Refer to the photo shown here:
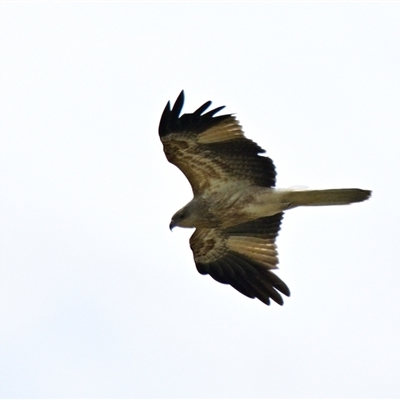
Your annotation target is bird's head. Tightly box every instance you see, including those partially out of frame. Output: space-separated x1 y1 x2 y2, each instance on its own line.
169 204 196 230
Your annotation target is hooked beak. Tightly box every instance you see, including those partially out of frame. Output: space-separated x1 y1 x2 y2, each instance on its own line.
169 220 177 231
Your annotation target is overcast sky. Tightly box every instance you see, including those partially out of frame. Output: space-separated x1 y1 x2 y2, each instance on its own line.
1 2 400 398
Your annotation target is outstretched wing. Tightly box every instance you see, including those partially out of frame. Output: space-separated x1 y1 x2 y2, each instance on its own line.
189 213 290 306
159 91 276 196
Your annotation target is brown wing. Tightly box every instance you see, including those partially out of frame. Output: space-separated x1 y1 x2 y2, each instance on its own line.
189 213 290 306
159 91 276 196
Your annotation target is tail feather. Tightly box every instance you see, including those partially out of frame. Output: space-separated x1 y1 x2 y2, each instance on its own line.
283 188 371 207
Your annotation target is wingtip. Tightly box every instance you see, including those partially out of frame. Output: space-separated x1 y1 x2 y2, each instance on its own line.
159 91 231 138
172 90 185 116
158 100 171 137
159 91 185 137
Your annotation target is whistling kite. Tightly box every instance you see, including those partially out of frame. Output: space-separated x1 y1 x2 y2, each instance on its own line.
158 91 371 306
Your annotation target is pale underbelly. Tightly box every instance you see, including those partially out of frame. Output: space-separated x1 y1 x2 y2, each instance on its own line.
214 187 289 228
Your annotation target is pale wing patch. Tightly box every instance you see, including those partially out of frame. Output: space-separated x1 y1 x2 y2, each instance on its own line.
197 118 244 144
190 229 226 263
226 236 278 269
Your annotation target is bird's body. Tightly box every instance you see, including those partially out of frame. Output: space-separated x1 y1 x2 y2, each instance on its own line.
159 91 371 306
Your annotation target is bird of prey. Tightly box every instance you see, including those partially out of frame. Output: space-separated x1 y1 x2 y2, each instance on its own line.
158 91 371 306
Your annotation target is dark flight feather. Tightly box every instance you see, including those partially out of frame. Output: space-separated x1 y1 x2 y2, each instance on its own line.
159 90 230 137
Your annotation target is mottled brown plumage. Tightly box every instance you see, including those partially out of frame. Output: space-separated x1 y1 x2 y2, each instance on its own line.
159 91 371 306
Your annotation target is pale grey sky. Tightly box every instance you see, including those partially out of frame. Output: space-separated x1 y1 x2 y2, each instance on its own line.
1 2 399 398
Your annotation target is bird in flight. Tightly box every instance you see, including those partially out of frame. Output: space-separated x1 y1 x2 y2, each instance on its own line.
158 91 371 306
